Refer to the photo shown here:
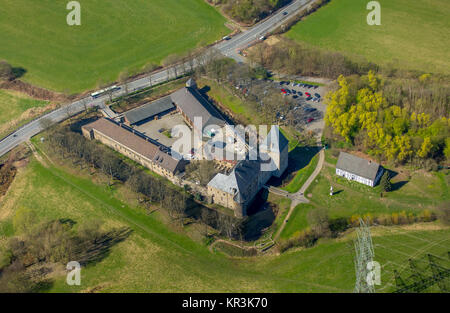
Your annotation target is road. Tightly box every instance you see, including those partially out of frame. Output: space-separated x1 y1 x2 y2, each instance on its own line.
0 0 313 158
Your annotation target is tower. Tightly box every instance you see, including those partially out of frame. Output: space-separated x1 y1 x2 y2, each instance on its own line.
260 125 288 178
354 218 376 293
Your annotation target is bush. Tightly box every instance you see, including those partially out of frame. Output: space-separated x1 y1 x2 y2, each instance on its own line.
329 217 349 235
380 171 392 192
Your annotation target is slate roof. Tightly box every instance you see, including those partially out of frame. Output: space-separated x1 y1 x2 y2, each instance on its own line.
208 159 261 204
260 125 289 152
82 118 184 174
170 87 226 131
124 96 174 125
336 152 382 181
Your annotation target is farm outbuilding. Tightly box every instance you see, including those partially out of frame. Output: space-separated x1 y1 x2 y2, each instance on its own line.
124 96 175 126
336 152 384 187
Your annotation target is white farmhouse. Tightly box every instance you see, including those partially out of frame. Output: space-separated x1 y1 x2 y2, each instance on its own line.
336 152 384 187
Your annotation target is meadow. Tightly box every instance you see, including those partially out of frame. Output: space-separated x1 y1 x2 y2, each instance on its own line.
286 0 450 74
0 140 448 292
279 149 449 238
0 90 50 138
0 0 228 93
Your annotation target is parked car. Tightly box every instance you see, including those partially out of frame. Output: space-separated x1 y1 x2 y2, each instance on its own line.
307 118 315 123
306 96 312 101
315 93 320 98
283 11 288 16
305 92 311 97
281 89 287 94
298 91 303 96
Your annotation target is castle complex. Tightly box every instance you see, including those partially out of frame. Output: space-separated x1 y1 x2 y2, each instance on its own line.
82 79 288 217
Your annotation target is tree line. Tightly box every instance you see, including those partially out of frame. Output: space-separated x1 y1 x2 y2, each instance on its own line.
208 0 290 24
48 126 189 219
248 38 379 79
47 124 246 239
325 71 450 167
195 54 313 130
277 205 444 253
0 214 131 293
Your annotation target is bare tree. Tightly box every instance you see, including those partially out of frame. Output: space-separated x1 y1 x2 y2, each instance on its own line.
119 70 130 95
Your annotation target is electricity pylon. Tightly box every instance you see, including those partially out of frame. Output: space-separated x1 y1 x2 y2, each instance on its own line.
354 218 376 293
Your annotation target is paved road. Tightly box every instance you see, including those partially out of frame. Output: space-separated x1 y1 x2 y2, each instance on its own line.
0 0 313 158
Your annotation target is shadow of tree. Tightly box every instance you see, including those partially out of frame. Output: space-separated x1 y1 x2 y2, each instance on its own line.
70 117 101 133
391 180 408 191
199 85 211 93
73 227 133 266
12 67 27 80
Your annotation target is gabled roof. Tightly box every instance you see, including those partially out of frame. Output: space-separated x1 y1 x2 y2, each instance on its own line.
336 152 382 181
170 87 226 130
83 118 159 160
260 125 289 152
124 96 174 125
152 147 185 173
82 118 184 174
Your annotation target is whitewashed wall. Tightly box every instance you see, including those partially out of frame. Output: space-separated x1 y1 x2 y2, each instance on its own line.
336 168 374 187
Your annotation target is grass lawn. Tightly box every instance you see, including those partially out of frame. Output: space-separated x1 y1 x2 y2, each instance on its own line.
283 152 320 193
0 146 448 292
280 203 315 239
279 149 449 240
197 78 261 125
0 0 228 93
0 89 50 138
305 150 449 220
286 0 450 74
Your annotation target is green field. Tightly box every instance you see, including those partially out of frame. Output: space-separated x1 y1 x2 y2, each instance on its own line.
279 150 449 238
0 142 448 292
0 90 49 138
0 0 228 93
283 152 320 193
286 0 450 74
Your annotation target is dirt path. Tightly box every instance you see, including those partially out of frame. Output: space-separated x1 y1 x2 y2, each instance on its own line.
273 147 324 240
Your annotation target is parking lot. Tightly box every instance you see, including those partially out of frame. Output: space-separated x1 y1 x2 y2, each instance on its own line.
275 80 327 131
277 80 324 103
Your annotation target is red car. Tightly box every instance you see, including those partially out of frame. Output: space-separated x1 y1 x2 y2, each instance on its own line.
305 92 311 97
281 89 287 94
307 118 314 123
